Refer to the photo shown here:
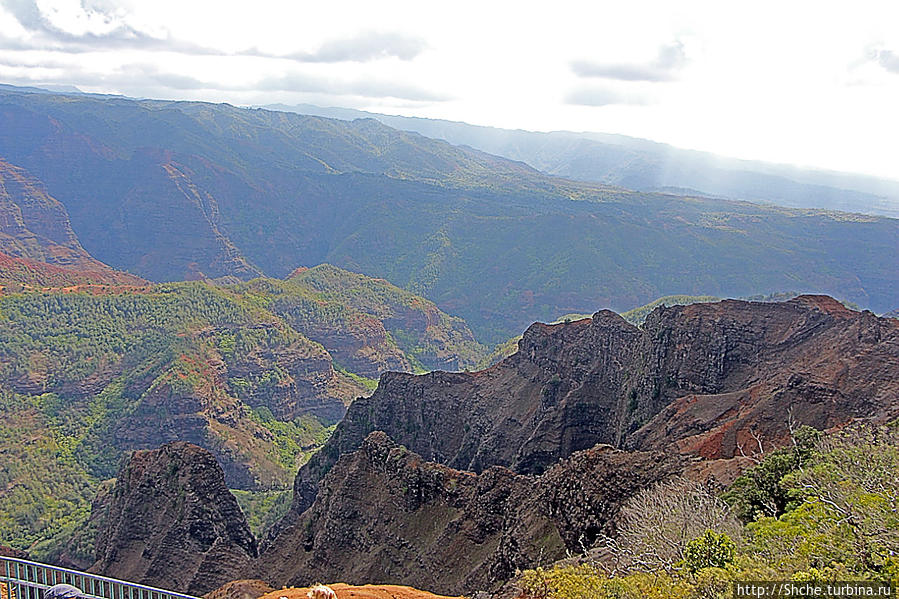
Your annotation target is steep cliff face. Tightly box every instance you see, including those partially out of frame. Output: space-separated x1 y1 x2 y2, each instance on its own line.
259 432 683 596
0 159 144 286
627 295 899 457
91 442 258 596
281 308 410 379
111 331 355 488
287 296 899 512
0 158 91 266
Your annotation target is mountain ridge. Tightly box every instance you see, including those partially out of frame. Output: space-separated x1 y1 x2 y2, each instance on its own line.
252 295 898 593
58 294 899 596
264 103 899 217
0 159 143 283
0 85 896 343
277 295 899 518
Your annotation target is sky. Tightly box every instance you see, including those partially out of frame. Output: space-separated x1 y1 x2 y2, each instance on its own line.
0 0 898 180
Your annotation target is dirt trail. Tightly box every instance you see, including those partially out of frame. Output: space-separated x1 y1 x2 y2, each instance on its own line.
260 583 465 599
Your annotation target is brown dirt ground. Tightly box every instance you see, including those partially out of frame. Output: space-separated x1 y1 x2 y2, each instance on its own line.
260 583 465 599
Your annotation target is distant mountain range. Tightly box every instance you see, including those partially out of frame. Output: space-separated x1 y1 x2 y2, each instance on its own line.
265 103 899 218
0 84 896 344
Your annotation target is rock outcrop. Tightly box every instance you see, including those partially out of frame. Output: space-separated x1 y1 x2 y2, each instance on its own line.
623 296 899 456
90 442 259 595
284 307 411 379
0 158 98 268
259 432 683 596
286 296 899 512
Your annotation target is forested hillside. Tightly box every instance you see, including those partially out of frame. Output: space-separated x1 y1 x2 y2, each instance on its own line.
0 265 483 561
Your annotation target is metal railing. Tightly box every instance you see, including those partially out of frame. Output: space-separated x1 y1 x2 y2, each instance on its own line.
0 557 198 599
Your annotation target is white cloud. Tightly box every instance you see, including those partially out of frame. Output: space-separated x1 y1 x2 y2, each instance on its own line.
287 31 428 63
566 85 654 106
571 41 687 82
0 0 897 180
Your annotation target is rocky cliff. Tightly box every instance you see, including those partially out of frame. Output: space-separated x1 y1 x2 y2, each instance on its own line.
0 159 145 287
258 432 683 596
285 295 899 512
0 263 489 565
90 442 258 595
0 158 96 267
623 295 898 456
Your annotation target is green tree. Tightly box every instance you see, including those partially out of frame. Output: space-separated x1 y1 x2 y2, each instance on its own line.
683 530 736 573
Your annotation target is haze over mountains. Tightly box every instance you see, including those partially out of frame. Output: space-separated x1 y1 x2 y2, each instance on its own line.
0 85 895 344
266 103 899 218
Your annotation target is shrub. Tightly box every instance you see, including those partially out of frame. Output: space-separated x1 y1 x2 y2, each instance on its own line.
603 477 741 573
723 425 821 521
683 530 736 573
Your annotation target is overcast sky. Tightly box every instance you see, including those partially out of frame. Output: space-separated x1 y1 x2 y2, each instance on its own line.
1 0 898 180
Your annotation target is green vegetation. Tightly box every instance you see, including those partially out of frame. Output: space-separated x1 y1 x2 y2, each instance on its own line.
550 313 593 324
248 408 335 471
478 335 522 369
683 530 736 573
620 295 721 326
0 254 143 290
0 283 314 559
0 269 486 558
335 367 379 393
244 264 486 372
519 424 899 598
0 391 97 561
722 426 821 521
0 282 291 392
231 489 292 538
